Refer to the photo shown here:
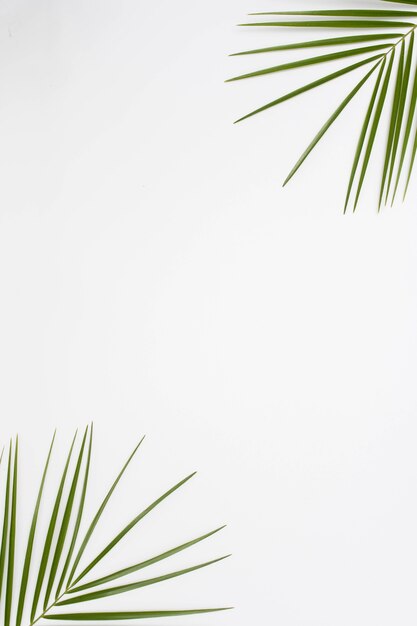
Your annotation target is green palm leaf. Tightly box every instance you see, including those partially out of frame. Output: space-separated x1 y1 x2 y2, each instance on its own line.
283 60 383 186
55 425 93 599
66 435 145 587
239 20 413 28
391 31 415 203
30 432 77 621
354 50 394 210
45 609 231 620
404 79 417 194
394 34 417 198
16 433 55 626
72 472 197 585
377 43 404 207
250 10 417 17
43 427 89 609
68 525 226 593
0 442 12 600
0 429 229 626
230 34 400 56
57 556 230 606
227 45 391 82
5 438 18 626
384 1 417 5
344 58 387 211
234 55 384 123
229 0 417 208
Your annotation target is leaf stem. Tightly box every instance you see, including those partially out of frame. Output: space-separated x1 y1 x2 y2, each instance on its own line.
29 586 71 626
387 22 416 54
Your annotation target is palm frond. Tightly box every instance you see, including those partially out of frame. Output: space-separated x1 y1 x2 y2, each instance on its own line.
0 428 230 625
229 0 417 209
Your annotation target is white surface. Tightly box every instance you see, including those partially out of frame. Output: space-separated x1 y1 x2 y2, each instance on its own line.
1 0 417 624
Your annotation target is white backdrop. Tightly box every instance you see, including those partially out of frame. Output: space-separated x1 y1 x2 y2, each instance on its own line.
1 0 417 625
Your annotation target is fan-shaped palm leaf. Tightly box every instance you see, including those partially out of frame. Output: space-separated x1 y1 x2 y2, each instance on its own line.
229 0 417 210
0 428 231 626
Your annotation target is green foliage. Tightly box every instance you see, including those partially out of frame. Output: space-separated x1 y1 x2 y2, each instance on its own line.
229 0 417 210
0 427 230 625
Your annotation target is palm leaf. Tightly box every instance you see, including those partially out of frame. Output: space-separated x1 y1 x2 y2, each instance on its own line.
230 34 400 56
55 425 93 599
283 60 383 186
68 525 226 593
250 10 417 17
0 442 12 600
404 72 417 194
5 438 18 626
234 54 384 123
45 609 231 621
344 58 387 211
353 50 395 209
239 20 413 28
229 1 417 209
227 45 391 82
377 43 404 207
66 435 145 587
72 472 197 585
394 33 417 198
43 427 89 609
30 432 77 621
57 556 230 606
384 1 417 5
391 31 415 202
16 433 55 626
0 429 229 626
55 424 93 599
